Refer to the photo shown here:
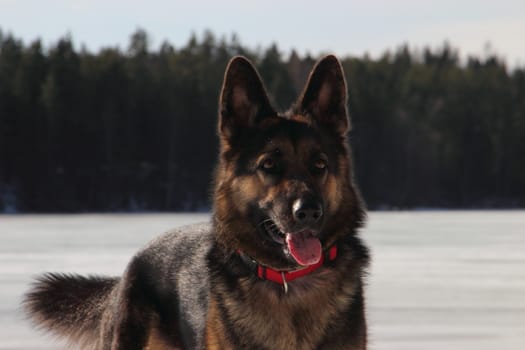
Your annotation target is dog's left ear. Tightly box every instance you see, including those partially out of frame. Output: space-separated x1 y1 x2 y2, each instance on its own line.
296 55 349 134
219 56 276 140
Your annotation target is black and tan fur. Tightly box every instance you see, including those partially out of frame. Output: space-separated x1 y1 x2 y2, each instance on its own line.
24 55 370 349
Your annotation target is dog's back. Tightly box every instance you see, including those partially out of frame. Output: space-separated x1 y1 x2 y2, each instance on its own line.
25 223 213 349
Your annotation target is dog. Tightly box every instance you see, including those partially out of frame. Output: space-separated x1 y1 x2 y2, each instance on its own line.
24 55 370 349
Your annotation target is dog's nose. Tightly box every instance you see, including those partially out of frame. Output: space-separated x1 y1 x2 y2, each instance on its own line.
292 199 323 225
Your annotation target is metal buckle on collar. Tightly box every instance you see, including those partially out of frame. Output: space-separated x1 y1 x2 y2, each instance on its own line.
281 272 289 294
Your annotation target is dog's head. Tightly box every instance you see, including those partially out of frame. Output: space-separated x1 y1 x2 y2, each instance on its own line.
213 55 365 270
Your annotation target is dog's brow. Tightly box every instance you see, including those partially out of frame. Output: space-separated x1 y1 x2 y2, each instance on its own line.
258 149 282 158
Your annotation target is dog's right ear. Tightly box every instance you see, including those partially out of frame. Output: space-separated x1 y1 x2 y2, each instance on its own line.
219 56 276 140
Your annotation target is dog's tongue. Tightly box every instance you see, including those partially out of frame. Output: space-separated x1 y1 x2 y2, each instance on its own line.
285 231 322 266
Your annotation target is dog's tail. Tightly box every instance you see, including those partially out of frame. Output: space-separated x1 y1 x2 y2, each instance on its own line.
23 273 119 347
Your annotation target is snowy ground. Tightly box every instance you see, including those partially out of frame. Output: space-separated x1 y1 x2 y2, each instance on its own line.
0 211 524 349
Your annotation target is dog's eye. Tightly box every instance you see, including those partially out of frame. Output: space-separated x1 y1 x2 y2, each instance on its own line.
261 158 276 171
314 159 327 171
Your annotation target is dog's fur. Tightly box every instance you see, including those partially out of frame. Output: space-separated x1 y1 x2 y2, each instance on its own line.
24 55 369 350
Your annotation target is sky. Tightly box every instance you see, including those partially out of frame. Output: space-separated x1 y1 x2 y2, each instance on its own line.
1 0 524 66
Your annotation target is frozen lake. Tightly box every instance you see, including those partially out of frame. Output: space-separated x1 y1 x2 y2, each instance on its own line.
1 211 524 349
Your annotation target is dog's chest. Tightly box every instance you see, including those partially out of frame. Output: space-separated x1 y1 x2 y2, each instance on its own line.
206 270 356 350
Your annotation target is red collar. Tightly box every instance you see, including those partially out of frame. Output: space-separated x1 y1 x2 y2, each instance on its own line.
238 245 337 286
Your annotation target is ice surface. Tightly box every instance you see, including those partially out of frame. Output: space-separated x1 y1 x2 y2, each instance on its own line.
0 211 524 349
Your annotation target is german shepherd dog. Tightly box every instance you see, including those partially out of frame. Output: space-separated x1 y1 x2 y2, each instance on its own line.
24 55 369 349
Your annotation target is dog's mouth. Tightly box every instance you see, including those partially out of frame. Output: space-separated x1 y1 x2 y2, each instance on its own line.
261 219 286 244
261 219 322 266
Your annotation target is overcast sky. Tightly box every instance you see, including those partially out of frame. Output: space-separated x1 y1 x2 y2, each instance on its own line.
1 0 524 66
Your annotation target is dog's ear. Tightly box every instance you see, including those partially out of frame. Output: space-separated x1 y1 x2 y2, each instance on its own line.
219 56 275 140
296 55 349 134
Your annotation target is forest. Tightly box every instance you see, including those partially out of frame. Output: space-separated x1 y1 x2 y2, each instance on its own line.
0 29 524 212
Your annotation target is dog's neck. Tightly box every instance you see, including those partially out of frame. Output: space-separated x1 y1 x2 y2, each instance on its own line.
206 237 368 350
236 245 338 292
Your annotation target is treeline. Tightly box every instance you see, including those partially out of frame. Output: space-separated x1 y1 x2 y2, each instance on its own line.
1 29 524 212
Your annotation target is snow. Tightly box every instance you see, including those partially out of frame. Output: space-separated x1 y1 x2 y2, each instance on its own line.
0 211 524 349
